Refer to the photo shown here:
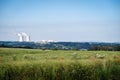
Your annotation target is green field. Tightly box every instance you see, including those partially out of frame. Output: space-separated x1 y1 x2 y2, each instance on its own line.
0 48 120 80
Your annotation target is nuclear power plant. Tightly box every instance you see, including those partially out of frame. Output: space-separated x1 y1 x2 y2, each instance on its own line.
17 33 23 42
17 32 30 42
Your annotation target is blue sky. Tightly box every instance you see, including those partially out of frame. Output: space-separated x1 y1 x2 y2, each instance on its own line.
0 0 120 42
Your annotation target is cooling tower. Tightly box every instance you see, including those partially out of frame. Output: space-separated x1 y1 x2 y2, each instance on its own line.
22 32 30 42
17 33 23 42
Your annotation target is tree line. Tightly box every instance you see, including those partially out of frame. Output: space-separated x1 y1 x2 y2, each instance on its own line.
0 41 120 51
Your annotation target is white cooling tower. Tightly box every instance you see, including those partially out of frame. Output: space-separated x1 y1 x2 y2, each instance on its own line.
26 35 30 42
22 32 30 42
17 33 23 42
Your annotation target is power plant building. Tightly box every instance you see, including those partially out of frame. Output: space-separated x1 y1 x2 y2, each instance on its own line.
17 32 30 42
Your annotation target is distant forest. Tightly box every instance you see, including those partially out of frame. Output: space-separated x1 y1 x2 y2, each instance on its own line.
0 41 120 51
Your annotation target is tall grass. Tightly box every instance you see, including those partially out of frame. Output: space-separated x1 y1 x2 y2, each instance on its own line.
0 48 120 80
0 60 120 80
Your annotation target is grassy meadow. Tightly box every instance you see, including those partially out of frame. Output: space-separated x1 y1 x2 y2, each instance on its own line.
0 48 120 80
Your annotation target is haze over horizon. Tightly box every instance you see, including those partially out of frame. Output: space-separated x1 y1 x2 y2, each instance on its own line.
0 0 120 42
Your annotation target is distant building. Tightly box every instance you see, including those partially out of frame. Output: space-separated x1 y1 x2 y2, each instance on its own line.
17 32 30 42
80 49 88 51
